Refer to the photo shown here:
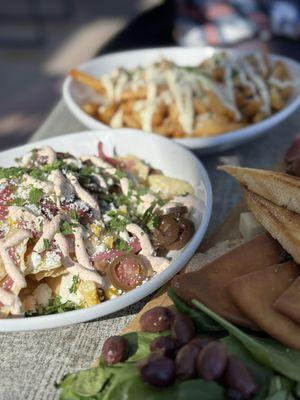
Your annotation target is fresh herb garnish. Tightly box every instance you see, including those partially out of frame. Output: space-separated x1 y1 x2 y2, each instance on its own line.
25 295 79 316
43 238 51 251
0 167 26 179
28 188 43 205
142 203 159 231
69 209 78 221
69 275 79 294
105 211 131 232
115 239 131 252
115 169 127 179
59 220 79 235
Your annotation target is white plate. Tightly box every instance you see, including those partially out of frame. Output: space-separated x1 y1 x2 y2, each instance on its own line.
63 47 300 154
0 129 212 331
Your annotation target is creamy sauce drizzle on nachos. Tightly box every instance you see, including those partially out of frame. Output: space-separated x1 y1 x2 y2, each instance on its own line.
0 142 196 317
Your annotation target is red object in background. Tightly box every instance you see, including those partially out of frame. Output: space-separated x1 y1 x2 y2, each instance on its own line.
203 23 220 46
204 2 235 21
284 136 300 177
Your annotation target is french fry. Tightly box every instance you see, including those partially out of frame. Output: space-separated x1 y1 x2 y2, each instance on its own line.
241 98 262 120
270 87 285 111
121 86 146 101
70 69 106 95
98 103 118 124
82 102 99 117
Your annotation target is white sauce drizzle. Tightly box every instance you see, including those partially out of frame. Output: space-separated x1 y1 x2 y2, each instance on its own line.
73 227 94 270
0 240 26 288
39 146 57 164
66 173 100 219
33 214 62 253
54 233 105 287
80 155 116 175
242 59 270 114
4 230 32 249
23 174 53 195
126 223 169 273
50 170 75 201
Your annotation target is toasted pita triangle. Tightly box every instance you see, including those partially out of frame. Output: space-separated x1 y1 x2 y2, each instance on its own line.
275 276 300 324
172 233 284 329
244 189 300 263
228 261 300 350
219 165 300 214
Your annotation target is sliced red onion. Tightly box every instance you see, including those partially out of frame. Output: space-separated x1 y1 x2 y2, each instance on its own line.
98 141 120 168
1 276 13 291
128 234 141 253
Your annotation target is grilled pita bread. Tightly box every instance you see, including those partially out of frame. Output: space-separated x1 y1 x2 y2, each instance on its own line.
275 276 300 324
219 165 300 214
244 189 300 263
228 261 300 350
172 233 284 329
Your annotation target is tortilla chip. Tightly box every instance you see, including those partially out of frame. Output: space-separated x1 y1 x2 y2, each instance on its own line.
25 251 62 275
33 267 67 281
228 261 300 350
45 276 62 296
172 233 285 329
274 276 300 324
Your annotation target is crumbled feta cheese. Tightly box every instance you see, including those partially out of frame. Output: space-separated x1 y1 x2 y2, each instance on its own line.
33 283 52 306
44 251 61 268
59 274 83 305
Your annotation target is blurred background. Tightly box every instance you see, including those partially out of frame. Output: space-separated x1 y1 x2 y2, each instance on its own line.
1 0 300 149
0 0 160 148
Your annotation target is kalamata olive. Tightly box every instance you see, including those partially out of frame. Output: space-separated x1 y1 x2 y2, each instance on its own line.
108 254 152 292
166 218 195 251
102 336 128 365
226 389 243 400
152 215 180 248
139 306 174 333
150 335 179 357
139 354 175 387
197 341 228 381
175 343 200 380
171 314 196 345
189 336 215 351
157 206 188 218
223 356 257 399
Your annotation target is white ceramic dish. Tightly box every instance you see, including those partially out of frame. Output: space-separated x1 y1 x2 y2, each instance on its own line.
0 129 212 331
63 47 300 154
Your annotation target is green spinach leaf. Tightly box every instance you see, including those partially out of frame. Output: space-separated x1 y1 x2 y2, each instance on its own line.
168 288 224 333
192 299 300 382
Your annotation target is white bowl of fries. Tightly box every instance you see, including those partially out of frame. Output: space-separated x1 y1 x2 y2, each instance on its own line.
63 47 300 153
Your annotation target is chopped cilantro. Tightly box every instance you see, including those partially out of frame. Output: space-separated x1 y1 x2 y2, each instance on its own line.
69 275 79 294
142 203 159 231
60 220 79 235
28 188 43 205
13 197 24 207
115 169 127 179
0 167 26 179
105 211 130 232
69 209 78 221
43 238 51 251
80 165 93 176
115 239 130 252
25 295 80 316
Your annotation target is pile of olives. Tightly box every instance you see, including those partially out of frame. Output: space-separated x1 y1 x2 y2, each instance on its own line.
102 306 257 400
